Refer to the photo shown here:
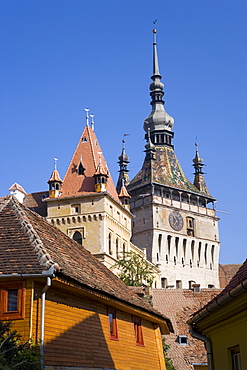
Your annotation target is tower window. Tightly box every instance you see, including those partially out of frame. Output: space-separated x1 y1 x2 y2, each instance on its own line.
176 280 182 289
186 217 195 236
158 234 162 254
72 204 81 214
175 237 179 258
108 233 112 255
167 235 171 257
73 231 82 245
161 277 167 289
116 238 119 259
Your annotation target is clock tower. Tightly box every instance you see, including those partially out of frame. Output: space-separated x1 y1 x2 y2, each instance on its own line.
127 28 220 289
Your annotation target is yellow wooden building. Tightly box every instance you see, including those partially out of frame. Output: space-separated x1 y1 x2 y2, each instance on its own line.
0 195 173 370
188 259 247 370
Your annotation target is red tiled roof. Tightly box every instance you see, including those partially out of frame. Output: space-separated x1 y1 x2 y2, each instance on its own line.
118 185 131 198
218 263 242 288
153 289 220 369
48 169 63 183
23 191 48 217
60 125 119 202
191 259 247 322
0 195 172 329
9 183 26 194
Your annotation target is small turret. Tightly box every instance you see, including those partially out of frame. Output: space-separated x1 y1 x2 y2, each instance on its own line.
145 128 156 161
116 138 130 194
193 143 210 195
47 158 63 198
94 156 109 193
118 179 131 210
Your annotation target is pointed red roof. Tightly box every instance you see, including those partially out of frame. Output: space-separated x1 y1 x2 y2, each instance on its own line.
118 185 131 198
94 162 109 177
48 169 63 183
9 183 26 194
61 125 119 201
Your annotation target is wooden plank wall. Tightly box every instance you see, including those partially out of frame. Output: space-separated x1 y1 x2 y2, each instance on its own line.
32 281 165 370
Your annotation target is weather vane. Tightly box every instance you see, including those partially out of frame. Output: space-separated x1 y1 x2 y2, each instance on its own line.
54 157 58 170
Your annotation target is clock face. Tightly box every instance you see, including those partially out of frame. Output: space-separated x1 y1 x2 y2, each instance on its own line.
169 211 184 231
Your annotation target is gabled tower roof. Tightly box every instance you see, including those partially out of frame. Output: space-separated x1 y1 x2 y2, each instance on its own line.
60 125 119 201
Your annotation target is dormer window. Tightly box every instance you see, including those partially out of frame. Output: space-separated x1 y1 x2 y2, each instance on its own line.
78 163 85 175
178 335 189 345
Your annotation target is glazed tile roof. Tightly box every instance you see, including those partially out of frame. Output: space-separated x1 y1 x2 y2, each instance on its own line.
0 195 172 330
60 125 120 202
153 288 220 370
129 146 212 197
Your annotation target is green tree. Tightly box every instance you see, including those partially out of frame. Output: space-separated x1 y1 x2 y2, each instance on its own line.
0 321 41 370
111 251 158 287
163 338 177 370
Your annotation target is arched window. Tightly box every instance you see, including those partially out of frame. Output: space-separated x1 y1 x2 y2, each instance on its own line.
158 234 162 254
183 239 187 260
123 243 126 257
73 231 82 245
205 243 208 265
167 235 171 257
116 238 119 259
108 233 112 255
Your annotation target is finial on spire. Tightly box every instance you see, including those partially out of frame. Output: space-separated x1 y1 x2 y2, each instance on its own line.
90 114 95 131
85 108 89 126
143 21 174 138
54 157 58 170
153 20 157 41
98 151 102 165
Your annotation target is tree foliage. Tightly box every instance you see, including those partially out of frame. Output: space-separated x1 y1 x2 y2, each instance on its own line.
112 251 157 287
0 321 41 370
163 338 177 370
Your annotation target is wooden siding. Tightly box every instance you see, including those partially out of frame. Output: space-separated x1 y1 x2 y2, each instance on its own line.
32 280 165 370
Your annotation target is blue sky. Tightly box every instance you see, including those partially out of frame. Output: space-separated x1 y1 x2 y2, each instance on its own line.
0 0 246 264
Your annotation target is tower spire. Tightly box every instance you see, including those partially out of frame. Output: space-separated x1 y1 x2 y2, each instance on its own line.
192 143 210 195
116 136 130 194
144 22 174 148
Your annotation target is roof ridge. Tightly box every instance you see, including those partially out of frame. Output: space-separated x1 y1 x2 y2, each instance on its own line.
8 196 59 270
86 125 97 169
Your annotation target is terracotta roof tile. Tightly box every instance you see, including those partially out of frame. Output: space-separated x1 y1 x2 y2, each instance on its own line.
0 196 172 329
218 263 242 288
61 125 119 202
9 183 26 193
48 169 63 183
153 289 220 369
23 191 48 217
191 259 247 323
